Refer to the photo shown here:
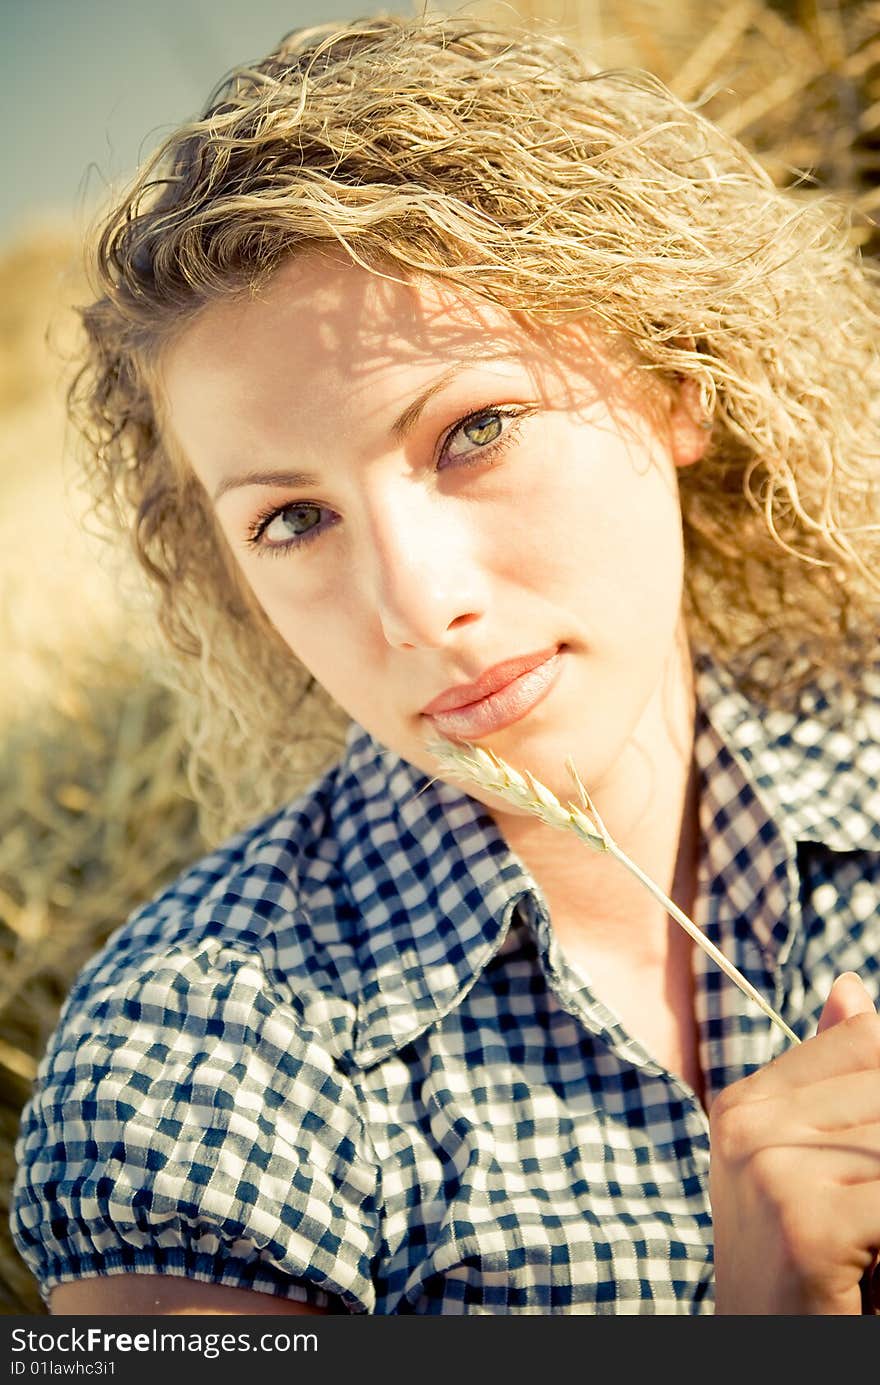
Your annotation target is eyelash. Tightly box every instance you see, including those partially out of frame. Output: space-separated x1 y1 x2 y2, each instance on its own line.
243 403 531 558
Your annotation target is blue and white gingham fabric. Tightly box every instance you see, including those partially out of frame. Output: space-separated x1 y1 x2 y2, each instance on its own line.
11 651 880 1314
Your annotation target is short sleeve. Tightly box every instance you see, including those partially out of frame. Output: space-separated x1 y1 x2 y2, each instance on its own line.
10 935 382 1312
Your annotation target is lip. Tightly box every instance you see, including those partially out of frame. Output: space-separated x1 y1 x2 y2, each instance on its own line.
421 645 564 740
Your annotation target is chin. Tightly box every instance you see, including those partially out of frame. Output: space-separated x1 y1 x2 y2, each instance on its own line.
499 720 623 800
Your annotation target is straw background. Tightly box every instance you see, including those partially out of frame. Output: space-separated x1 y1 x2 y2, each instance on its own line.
1 0 877 1314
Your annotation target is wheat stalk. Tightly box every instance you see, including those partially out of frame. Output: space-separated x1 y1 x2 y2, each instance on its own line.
427 737 800 1046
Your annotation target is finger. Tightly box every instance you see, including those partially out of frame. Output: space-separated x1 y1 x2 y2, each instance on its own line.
727 1007 880 1100
711 1108 880 1177
818 972 877 1035
805 1122 880 1185
787 1069 880 1132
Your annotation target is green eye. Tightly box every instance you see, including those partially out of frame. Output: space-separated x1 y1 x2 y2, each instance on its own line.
246 499 333 556
439 404 529 471
259 502 325 543
280 503 322 535
464 414 503 446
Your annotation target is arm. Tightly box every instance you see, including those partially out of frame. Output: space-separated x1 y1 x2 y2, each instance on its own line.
12 941 381 1316
51 1274 339 1315
710 972 880 1314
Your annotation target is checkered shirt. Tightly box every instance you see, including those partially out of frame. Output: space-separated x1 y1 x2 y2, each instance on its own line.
11 652 880 1314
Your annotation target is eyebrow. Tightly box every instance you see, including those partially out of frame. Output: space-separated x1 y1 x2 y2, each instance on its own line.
212 351 524 504
390 350 525 439
389 363 470 442
213 467 319 504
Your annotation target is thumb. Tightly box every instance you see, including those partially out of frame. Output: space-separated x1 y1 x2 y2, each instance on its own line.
817 971 877 1035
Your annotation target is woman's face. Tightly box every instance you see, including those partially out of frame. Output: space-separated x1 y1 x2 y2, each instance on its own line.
160 251 706 808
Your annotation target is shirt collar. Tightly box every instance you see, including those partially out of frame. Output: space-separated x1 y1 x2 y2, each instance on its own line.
331 727 533 1067
335 652 879 1067
693 649 880 965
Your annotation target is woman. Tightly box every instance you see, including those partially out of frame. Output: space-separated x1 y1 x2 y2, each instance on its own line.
11 13 880 1314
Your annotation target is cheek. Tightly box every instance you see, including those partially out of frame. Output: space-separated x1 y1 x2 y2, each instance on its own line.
498 436 683 613
271 614 386 728
247 573 406 733
233 557 363 673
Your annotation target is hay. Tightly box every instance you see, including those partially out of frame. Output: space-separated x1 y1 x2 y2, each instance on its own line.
0 644 203 1313
0 232 205 1311
0 0 877 1315
471 0 880 250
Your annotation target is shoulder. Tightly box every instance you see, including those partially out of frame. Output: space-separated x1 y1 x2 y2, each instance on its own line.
10 753 384 1310
9 721 523 1309
53 748 370 1058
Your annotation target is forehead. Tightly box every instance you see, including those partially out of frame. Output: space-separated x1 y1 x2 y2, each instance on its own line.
157 249 634 469
162 250 531 394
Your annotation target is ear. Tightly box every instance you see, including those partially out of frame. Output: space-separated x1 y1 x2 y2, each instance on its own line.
669 376 711 469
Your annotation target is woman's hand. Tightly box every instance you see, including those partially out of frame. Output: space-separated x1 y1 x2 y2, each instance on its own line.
710 972 880 1314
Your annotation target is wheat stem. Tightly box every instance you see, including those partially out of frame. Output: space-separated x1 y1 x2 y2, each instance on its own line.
427 737 800 1047
603 836 798 1043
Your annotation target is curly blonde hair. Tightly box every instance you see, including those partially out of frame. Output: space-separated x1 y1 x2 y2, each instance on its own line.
70 11 880 842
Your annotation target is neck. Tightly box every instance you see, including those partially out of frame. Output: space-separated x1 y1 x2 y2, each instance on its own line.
493 633 699 969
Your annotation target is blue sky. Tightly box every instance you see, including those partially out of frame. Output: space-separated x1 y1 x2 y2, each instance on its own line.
1 0 387 244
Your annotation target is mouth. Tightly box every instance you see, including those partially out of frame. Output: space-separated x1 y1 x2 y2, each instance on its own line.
420 645 564 741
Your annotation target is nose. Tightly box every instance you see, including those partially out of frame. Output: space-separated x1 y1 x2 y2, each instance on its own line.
365 486 488 650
